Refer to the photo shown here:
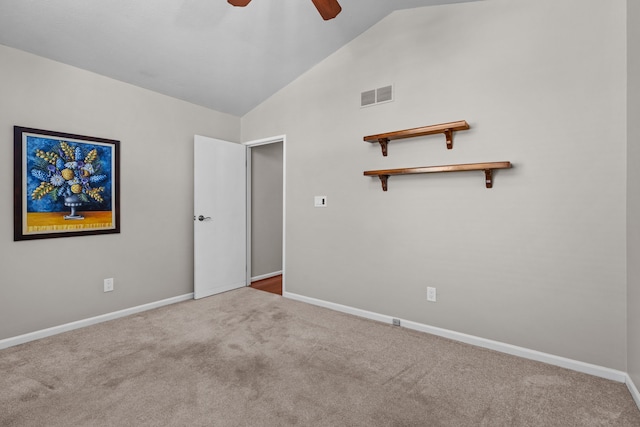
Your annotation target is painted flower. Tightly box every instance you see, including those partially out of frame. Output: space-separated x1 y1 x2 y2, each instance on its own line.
50 174 65 186
61 168 75 180
31 169 49 182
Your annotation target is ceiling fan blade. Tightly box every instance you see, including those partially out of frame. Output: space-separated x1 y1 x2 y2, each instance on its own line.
228 0 251 6
311 0 342 20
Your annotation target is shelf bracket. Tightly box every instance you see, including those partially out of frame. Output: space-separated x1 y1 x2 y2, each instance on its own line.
484 169 493 188
444 129 453 149
378 138 389 156
378 175 389 191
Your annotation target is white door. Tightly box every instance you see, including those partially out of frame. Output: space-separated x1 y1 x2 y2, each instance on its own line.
194 135 247 299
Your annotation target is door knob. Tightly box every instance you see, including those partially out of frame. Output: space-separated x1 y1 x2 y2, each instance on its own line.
198 215 212 221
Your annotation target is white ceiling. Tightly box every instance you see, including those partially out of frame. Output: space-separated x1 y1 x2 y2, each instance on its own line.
0 0 477 117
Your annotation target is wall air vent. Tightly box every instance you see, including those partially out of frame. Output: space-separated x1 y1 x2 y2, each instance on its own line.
360 85 394 108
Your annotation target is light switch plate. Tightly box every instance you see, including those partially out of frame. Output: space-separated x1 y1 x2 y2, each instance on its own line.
314 196 327 207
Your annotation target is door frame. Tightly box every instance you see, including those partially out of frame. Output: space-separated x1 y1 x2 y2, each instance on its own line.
244 135 286 293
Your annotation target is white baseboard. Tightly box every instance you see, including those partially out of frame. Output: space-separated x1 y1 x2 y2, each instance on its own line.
627 374 640 409
283 291 628 384
0 293 194 350
251 270 283 282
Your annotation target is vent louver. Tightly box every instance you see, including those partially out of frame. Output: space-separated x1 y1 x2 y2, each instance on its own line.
361 90 376 107
376 85 393 103
360 85 393 107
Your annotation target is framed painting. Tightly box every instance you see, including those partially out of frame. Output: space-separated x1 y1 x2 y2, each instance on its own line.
14 126 120 241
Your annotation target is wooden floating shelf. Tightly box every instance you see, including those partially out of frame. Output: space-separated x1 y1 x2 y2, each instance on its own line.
364 161 512 191
364 120 470 156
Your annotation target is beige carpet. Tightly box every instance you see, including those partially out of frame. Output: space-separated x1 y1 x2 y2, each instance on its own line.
1 287 639 426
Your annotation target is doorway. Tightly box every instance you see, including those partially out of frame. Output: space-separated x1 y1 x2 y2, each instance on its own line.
245 136 285 295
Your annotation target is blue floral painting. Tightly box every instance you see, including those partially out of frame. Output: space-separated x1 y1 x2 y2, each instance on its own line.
26 136 113 213
14 126 120 241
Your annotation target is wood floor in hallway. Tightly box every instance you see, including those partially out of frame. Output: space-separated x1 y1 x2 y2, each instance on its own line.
250 274 282 295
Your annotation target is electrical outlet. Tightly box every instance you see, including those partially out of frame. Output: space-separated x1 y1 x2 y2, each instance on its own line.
104 278 114 292
392 318 401 326
427 287 436 302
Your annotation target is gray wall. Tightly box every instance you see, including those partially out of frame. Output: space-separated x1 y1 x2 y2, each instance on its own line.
251 142 283 278
242 0 628 370
0 44 240 340
628 0 640 389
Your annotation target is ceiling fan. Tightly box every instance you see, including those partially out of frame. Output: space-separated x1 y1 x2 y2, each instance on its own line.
227 0 342 21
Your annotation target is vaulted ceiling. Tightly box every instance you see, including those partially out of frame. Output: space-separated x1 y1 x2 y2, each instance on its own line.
0 0 477 116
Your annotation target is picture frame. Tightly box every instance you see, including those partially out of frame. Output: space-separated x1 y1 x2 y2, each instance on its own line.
14 126 120 241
